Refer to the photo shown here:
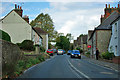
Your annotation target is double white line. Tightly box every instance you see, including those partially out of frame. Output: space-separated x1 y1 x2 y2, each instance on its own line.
68 59 92 80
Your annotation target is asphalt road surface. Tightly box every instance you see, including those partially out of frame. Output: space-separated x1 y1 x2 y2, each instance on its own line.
19 54 119 79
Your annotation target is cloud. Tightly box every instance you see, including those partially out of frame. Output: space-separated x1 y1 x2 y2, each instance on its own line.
40 2 106 39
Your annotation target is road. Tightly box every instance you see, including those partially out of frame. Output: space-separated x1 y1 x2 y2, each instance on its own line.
19 54 119 79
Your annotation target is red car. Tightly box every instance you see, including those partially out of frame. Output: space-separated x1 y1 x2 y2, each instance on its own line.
46 49 54 56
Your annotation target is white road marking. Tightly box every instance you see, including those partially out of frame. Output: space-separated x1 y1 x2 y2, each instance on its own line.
68 65 82 78
68 59 92 80
100 72 113 74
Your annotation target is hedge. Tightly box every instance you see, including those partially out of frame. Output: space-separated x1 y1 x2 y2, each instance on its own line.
0 29 11 42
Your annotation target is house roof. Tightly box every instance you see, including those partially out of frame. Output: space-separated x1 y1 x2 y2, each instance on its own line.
32 27 48 35
89 11 120 40
96 11 120 30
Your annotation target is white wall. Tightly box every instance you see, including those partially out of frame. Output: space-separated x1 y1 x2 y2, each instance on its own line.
108 19 119 56
1 11 32 43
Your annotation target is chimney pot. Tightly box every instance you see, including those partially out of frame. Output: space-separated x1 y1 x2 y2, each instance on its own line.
20 6 22 9
112 7 113 8
115 7 116 8
106 4 107 8
118 4 120 8
15 4 17 9
109 4 110 8
18 5 19 9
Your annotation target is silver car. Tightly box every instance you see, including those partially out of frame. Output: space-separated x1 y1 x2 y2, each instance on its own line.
57 49 64 55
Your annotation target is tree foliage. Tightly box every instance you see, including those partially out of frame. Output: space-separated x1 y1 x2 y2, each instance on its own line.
30 13 58 41
56 36 70 50
0 29 11 42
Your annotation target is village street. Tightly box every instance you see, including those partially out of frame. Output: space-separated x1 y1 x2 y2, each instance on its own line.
19 54 118 79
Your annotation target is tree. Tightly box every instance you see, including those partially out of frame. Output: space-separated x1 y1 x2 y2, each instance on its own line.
56 36 70 50
66 33 74 43
30 13 58 41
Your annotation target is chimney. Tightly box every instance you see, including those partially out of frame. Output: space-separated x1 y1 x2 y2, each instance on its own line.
15 4 17 9
106 4 107 8
18 5 19 9
14 5 23 17
20 6 22 9
109 4 110 8
118 4 119 8
23 15 29 23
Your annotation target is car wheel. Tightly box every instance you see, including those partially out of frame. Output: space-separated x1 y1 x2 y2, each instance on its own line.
71 55 73 58
78 56 81 59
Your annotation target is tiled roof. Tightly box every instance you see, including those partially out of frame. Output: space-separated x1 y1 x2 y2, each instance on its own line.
96 11 120 30
89 11 120 40
33 27 48 35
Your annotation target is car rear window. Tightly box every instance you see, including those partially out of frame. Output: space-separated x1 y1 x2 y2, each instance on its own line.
48 50 52 51
74 51 80 53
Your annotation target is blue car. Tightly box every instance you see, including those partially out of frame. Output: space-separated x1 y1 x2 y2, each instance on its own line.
71 50 81 59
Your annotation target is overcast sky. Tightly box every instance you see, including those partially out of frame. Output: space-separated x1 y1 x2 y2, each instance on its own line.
1 0 119 40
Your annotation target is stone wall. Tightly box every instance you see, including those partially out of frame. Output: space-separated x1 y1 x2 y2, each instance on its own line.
1 39 22 78
97 30 111 54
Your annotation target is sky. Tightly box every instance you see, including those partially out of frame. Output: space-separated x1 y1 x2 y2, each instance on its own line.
1 0 119 40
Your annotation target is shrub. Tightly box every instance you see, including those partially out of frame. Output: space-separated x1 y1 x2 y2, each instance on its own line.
0 29 11 42
20 40 35 51
101 51 114 60
40 46 45 52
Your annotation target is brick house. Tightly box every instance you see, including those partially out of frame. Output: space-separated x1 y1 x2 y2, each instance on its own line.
89 4 120 59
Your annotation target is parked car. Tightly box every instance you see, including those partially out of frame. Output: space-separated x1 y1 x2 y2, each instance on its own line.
63 50 66 54
57 49 64 55
53 49 57 53
46 49 54 56
67 50 72 55
71 50 81 59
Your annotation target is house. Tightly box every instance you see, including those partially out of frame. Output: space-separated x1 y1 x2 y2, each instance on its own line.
81 35 88 53
32 27 43 46
33 27 48 51
89 4 120 58
0 4 32 44
87 30 93 57
108 12 120 57
73 35 87 53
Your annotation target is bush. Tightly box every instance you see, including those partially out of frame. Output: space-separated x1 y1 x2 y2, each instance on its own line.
40 46 45 52
0 29 11 42
101 51 114 60
20 40 35 51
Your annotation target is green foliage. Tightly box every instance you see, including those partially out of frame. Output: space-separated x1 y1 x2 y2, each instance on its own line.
85 52 90 58
56 36 70 50
30 13 58 41
40 46 45 52
100 51 114 60
76 47 83 53
20 40 35 51
0 29 11 42
85 52 90 55
48 42 52 49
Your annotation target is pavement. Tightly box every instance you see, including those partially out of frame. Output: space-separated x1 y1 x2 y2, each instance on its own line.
82 55 120 72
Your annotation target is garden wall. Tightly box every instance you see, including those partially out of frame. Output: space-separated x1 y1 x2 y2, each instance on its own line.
1 39 22 78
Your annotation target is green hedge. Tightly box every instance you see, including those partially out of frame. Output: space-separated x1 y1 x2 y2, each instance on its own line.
17 40 35 51
100 51 114 60
0 29 11 42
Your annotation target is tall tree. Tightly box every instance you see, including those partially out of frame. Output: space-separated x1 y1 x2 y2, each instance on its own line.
30 13 57 41
56 36 70 50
